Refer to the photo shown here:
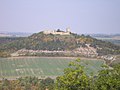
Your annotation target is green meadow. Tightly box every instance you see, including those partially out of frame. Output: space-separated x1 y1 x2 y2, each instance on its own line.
0 57 104 79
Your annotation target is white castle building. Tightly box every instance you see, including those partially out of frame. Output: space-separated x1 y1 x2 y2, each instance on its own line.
43 28 71 35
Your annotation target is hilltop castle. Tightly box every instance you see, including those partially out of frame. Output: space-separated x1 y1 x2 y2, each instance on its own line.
43 28 71 35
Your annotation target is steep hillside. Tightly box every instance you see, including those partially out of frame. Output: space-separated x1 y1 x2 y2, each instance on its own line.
0 31 120 57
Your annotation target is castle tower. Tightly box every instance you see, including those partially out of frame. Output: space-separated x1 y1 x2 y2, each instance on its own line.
66 27 70 33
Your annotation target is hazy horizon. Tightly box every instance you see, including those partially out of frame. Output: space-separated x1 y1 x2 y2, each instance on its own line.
0 0 120 34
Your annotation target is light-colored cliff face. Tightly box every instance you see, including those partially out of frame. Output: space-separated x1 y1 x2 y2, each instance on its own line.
74 44 98 57
11 44 98 57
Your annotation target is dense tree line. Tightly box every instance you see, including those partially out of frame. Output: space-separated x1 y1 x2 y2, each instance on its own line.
0 37 23 44
0 77 55 90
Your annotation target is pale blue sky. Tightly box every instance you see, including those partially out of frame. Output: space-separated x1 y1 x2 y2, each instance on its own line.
0 0 120 34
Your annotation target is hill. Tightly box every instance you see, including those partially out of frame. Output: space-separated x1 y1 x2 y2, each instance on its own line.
0 31 120 57
91 34 120 46
0 32 32 37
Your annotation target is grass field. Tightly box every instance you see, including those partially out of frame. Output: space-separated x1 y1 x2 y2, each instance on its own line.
0 57 104 79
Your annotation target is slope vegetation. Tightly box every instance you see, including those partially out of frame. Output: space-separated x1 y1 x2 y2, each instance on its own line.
0 32 119 57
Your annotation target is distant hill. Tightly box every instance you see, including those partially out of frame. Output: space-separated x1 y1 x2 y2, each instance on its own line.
0 32 32 37
0 31 120 57
91 34 120 46
90 34 120 39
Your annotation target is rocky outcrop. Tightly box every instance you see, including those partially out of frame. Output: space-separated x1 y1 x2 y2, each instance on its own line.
11 44 98 57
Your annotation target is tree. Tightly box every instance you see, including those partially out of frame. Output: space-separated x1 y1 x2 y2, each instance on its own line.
55 58 120 90
95 64 120 90
55 58 91 90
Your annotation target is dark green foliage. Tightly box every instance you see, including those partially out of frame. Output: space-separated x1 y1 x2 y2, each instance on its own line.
0 79 12 90
56 59 91 90
40 77 54 90
90 38 120 55
94 64 120 90
0 76 55 90
0 37 19 44
56 59 120 90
